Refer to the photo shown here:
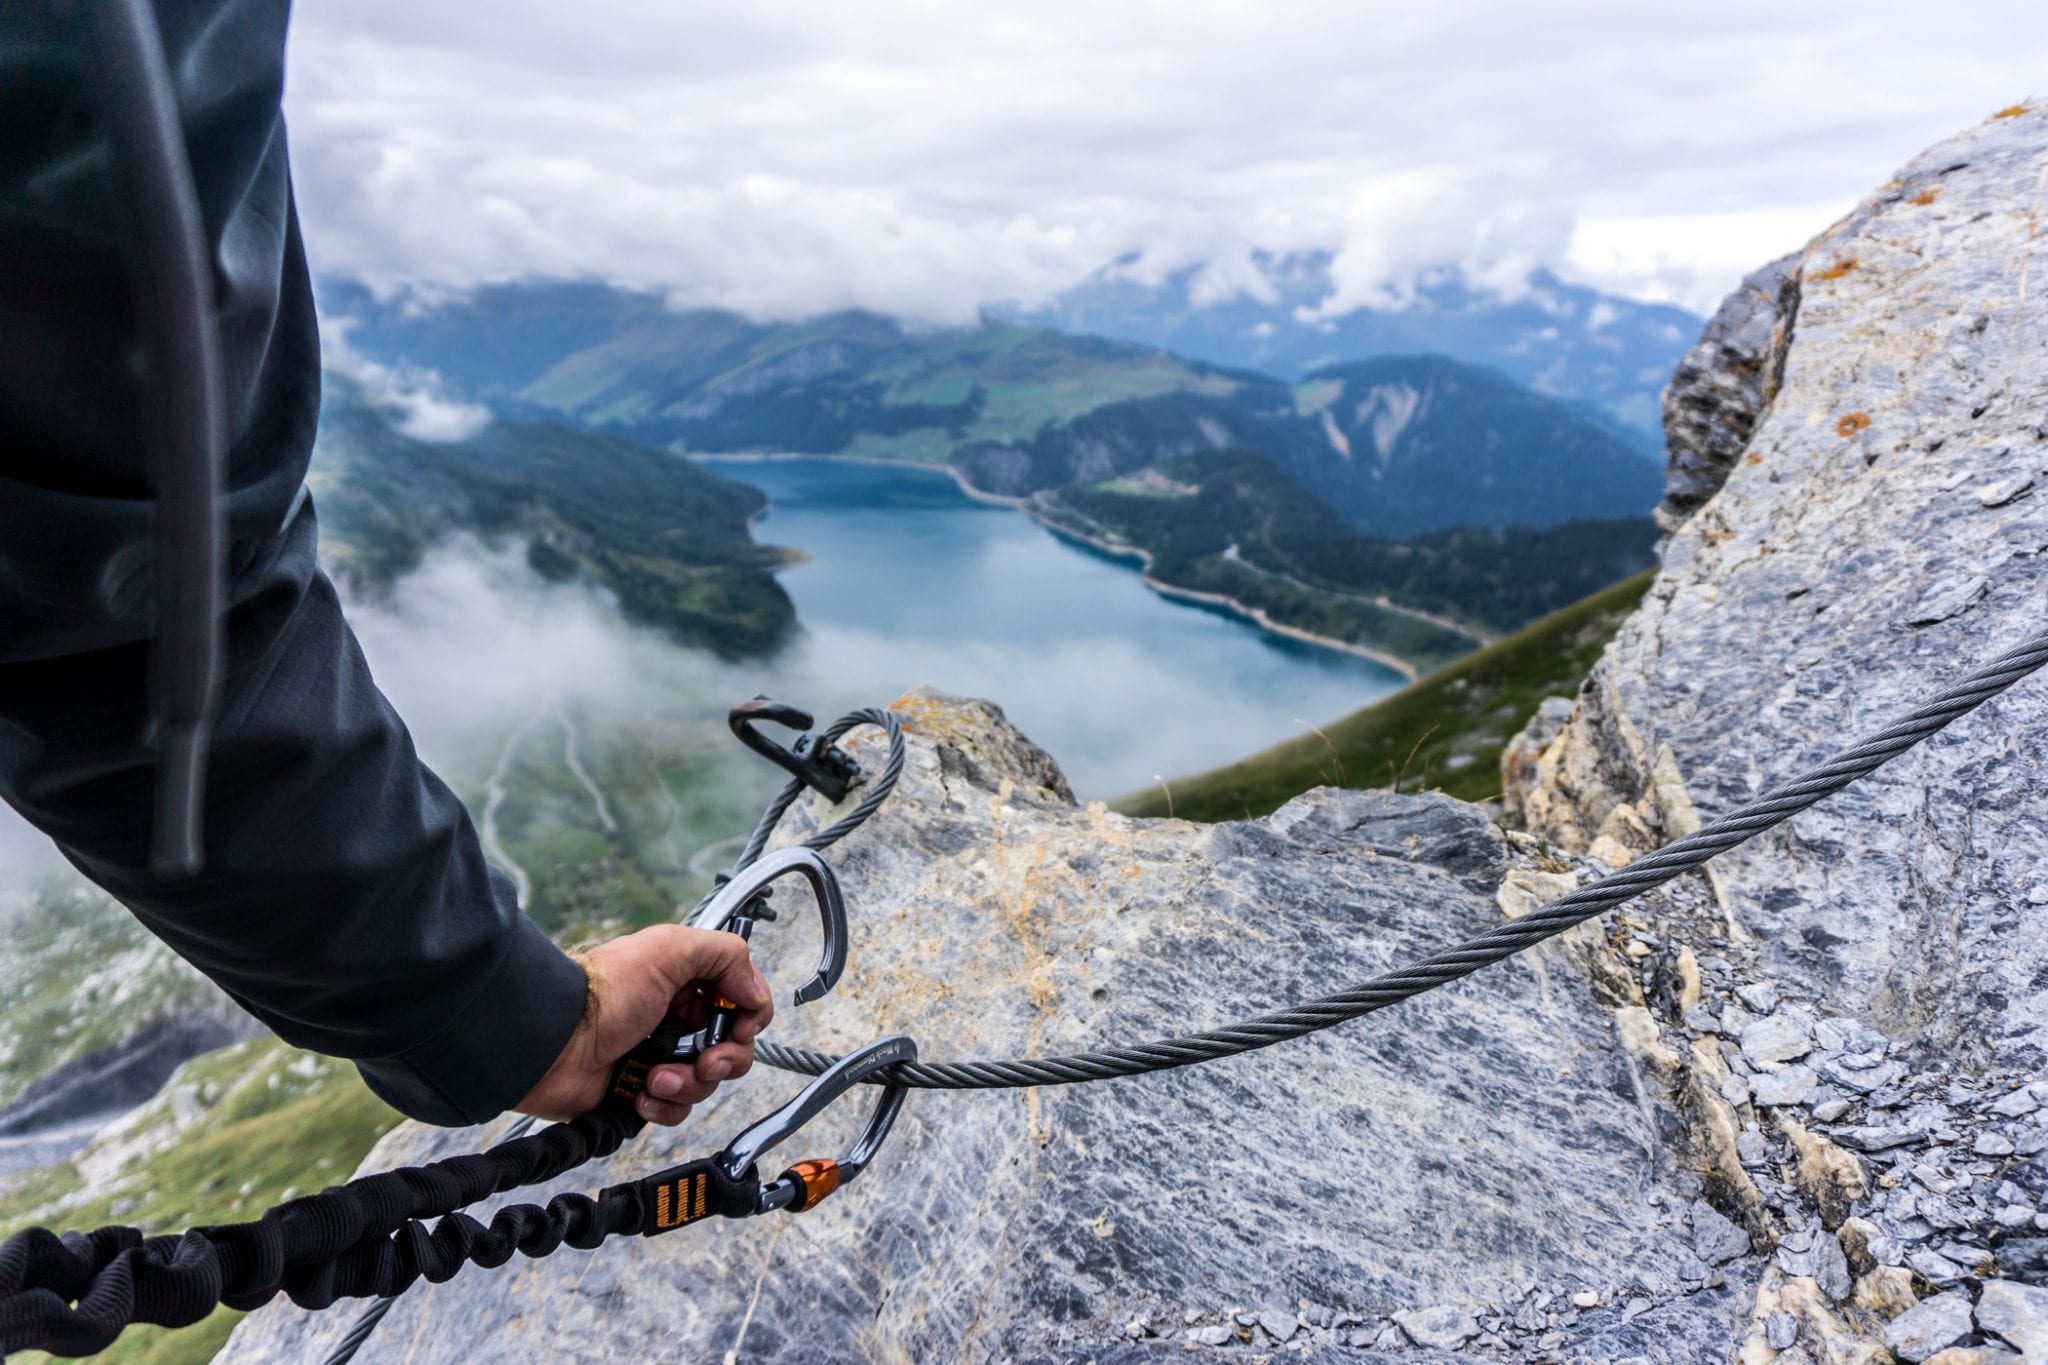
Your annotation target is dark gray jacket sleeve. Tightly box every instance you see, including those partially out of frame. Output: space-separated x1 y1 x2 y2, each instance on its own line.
0 0 587 1125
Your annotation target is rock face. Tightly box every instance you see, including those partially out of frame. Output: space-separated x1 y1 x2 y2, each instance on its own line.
1523 103 2048 1064
1519 102 2048 1359
223 692 1752 1361
0 1012 254 1139
1655 252 1800 532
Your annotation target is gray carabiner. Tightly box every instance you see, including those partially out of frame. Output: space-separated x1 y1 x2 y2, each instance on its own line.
603 847 853 1104
720 1034 916 1215
688 845 848 1007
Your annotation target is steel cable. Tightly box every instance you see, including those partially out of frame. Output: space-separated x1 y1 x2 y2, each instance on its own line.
757 625 2048 1090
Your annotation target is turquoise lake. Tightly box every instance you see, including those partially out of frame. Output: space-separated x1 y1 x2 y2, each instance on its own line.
698 457 1405 801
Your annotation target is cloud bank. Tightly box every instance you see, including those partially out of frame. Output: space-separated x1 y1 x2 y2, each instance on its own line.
284 1 2046 318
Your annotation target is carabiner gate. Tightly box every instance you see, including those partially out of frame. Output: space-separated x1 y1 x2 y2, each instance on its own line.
687 845 848 1006
722 1034 916 1214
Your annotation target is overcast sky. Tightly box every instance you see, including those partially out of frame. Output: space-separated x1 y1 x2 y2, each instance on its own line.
284 2 2047 322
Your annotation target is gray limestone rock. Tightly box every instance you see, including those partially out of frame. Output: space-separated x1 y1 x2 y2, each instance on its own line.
1741 1012 1814 1067
1256 1307 1298 1343
1976 1279 2048 1358
1390 1305 1478 1350
1691 1200 1752 1265
1656 251 1801 531
1885 1291 1975 1362
221 693 1731 1362
1989 1089 2040 1119
1997 1238 2048 1279
1777 1225 1853 1300
1525 103 2048 1146
1750 1064 1818 1107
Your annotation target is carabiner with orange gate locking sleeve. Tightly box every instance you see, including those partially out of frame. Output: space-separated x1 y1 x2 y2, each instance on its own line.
606 1034 916 1232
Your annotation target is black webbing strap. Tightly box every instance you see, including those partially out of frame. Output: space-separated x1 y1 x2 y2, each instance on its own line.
0 1107 640 1356
604 1157 761 1235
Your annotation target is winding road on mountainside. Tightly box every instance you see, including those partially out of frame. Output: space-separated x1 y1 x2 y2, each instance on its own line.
554 705 616 834
1215 543 1494 644
480 706 620 907
480 712 544 906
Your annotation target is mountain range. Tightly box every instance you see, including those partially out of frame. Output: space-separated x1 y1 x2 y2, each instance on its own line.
996 253 1703 450
320 279 1664 538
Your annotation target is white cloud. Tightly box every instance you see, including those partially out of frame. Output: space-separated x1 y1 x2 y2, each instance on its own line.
281 2 2048 323
320 319 493 442
1565 207 1848 312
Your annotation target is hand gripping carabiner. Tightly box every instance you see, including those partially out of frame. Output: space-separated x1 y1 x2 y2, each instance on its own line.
603 847 850 1113
729 697 862 802
608 1035 916 1233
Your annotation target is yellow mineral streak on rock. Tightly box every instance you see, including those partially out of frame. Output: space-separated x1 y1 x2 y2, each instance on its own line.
1689 1037 1768 1224
1778 1117 1870 1227
1614 1005 1679 1078
1743 1271 1894 1365
1675 946 1703 1012
1853 1266 1918 1317
1837 1216 1881 1274
1496 868 1577 921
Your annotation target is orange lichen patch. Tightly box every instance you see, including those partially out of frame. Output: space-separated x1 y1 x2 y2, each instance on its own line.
1809 258 1858 282
1835 412 1872 438
1908 188 1940 206
1743 452 1765 466
1993 104 2029 119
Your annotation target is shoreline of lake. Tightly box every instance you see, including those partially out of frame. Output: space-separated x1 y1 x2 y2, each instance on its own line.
696 451 1423 676
1026 516 1423 682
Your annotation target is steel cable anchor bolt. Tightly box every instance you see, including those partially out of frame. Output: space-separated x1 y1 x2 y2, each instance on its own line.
729 697 862 801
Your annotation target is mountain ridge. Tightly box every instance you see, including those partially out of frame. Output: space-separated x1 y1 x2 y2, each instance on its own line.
311 371 799 659
322 280 1666 537
994 253 1704 449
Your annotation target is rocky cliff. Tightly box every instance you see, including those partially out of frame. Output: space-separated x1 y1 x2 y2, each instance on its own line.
222 106 2048 1363
1516 102 2048 1361
224 692 1766 1362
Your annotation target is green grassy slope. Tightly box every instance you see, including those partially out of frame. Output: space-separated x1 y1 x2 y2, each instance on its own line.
0 888 221 1109
1113 568 1654 822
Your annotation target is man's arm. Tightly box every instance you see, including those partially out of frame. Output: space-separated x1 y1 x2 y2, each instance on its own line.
0 0 749 1126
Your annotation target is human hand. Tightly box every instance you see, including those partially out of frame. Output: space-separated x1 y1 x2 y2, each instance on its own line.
516 925 774 1125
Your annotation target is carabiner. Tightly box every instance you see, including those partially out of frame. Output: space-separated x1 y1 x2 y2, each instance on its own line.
729 697 862 802
725 1034 915 1213
610 1035 916 1233
602 847 851 1110
689 845 848 1007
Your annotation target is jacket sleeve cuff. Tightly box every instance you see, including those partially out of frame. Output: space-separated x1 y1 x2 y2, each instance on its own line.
355 910 588 1127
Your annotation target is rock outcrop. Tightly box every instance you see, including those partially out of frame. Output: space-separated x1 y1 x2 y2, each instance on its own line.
224 693 1757 1361
1655 252 1801 532
1518 102 2048 1359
